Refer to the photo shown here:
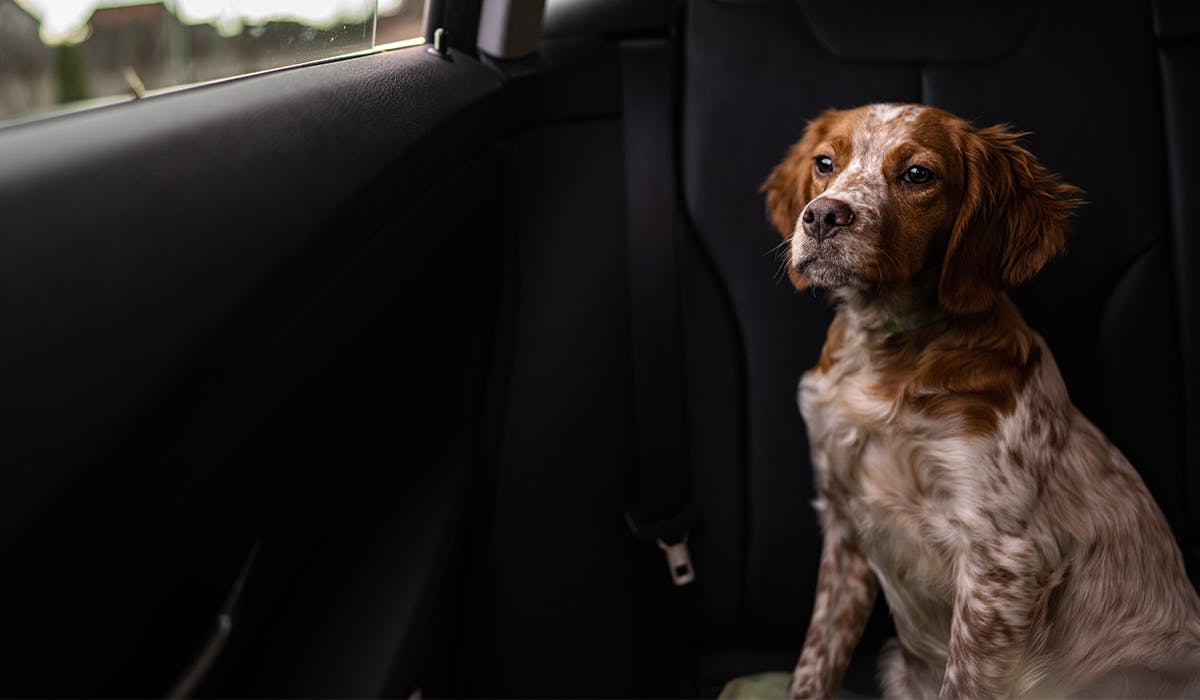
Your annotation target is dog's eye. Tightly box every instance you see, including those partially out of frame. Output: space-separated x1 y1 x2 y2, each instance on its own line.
815 156 834 175
902 165 934 184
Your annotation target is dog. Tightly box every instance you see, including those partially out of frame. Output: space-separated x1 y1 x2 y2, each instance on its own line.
763 104 1200 698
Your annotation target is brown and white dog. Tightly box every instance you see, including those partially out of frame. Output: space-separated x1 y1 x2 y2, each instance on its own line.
764 104 1200 699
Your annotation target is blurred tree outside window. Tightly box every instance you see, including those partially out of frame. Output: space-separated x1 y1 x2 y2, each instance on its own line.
0 0 424 123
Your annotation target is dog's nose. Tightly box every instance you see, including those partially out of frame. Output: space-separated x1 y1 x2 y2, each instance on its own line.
802 198 855 242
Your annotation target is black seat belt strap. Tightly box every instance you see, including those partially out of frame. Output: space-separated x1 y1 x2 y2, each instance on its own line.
620 34 697 698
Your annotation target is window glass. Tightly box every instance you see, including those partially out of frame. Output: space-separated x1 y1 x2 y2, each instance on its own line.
0 0 424 124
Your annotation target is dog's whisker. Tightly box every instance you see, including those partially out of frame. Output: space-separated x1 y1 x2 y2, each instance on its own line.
764 237 791 258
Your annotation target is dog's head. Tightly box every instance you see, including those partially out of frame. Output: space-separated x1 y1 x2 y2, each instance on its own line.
763 104 1083 314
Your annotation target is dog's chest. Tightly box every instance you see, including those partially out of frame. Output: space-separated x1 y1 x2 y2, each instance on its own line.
798 359 959 646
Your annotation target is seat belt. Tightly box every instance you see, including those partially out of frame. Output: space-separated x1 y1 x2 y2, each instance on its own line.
619 35 697 698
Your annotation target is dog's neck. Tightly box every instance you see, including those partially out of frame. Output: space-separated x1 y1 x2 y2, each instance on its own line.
830 273 946 336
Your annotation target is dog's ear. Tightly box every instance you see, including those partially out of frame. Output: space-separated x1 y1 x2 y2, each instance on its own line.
938 124 1084 315
763 110 838 292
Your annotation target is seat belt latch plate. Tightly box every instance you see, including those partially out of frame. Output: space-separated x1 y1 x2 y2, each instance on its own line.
655 536 695 586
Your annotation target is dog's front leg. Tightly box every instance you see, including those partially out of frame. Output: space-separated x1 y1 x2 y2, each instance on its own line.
939 537 1039 699
790 499 877 700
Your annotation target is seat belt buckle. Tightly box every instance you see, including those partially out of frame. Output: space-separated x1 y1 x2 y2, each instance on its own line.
655 536 695 586
625 506 699 587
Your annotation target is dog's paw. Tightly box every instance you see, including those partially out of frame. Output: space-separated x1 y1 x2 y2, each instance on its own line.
790 663 830 700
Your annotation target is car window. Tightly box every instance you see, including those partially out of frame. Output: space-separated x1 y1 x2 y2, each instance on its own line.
0 0 424 125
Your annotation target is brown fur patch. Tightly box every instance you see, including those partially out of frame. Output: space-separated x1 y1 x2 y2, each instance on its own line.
869 298 1044 434
939 125 1085 314
815 314 847 374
